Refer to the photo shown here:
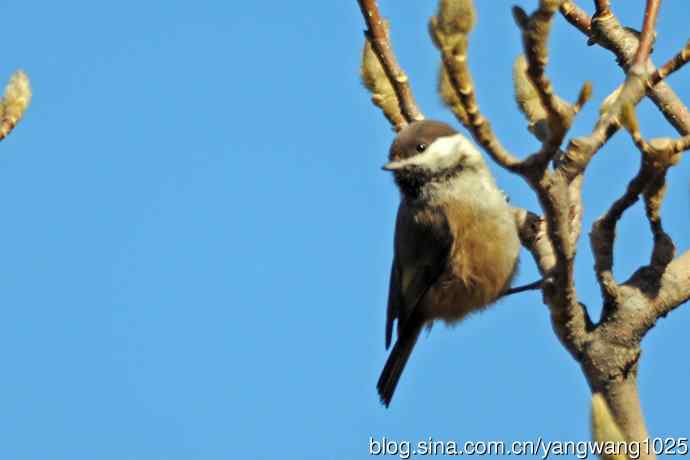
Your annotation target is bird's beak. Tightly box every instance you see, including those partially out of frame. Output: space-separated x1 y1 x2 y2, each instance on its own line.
382 160 406 171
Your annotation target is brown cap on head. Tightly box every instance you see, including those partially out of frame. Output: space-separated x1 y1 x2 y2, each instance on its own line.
388 120 457 162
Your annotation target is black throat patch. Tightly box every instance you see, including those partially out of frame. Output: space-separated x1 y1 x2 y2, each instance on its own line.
394 163 465 199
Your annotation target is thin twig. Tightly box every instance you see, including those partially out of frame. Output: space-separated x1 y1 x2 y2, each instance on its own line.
594 0 612 17
558 67 648 182
631 0 662 70
648 40 690 87
504 279 543 296
357 0 424 123
559 1 690 135
513 2 583 163
429 14 521 171
559 1 591 35
643 173 675 271
590 157 654 301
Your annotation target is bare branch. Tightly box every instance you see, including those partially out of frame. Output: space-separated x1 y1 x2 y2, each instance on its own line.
646 85 690 135
358 1 688 445
430 1 522 171
590 153 653 302
619 105 680 275
361 25 407 131
559 1 591 35
593 0 612 17
567 175 585 249
643 172 675 271
649 39 690 87
652 250 690 319
513 208 556 276
357 0 424 124
631 0 661 70
558 70 648 181
513 1 584 161
514 205 591 358
622 250 690 340
503 279 543 296
559 1 690 135
591 394 627 456
597 376 652 457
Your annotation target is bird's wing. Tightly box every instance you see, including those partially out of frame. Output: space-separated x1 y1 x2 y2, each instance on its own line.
385 205 452 349
385 255 401 349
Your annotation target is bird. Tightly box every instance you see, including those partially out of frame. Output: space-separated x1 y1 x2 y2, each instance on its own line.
378 119 520 407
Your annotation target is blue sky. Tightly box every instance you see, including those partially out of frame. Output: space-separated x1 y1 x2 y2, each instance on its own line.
0 1 688 459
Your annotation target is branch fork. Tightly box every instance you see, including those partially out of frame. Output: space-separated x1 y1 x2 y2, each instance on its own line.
357 0 688 451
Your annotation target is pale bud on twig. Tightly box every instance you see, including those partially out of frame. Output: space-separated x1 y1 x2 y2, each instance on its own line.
438 67 468 125
512 55 552 142
513 55 547 124
360 23 406 131
0 70 31 141
437 0 476 36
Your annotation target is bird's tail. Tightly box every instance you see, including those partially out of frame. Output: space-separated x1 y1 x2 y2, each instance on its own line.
377 318 423 407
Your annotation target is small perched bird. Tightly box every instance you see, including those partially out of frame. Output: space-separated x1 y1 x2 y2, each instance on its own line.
378 120 520 407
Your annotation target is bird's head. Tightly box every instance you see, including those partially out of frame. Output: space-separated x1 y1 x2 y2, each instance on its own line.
383 120 487 198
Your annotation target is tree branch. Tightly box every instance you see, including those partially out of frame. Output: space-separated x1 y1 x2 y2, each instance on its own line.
651 250 690 319
357 1 688 448
429 4 521 171
558 64 648 182
513 1 587 163
593 0 612 17
649 39 690 87
559 1 690 135
560 1 591 35
357 0 424 124
589 156 652 303
631 0 661 70
514 206 591 358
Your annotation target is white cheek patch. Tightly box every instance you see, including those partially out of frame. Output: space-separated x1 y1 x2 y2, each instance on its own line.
411 135 462 172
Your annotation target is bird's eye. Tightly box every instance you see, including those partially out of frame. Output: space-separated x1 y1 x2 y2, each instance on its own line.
416 143 427 153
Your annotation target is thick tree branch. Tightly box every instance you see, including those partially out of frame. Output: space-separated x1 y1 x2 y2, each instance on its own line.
514 206 591 357
597 376 652 457
619 250 690 345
